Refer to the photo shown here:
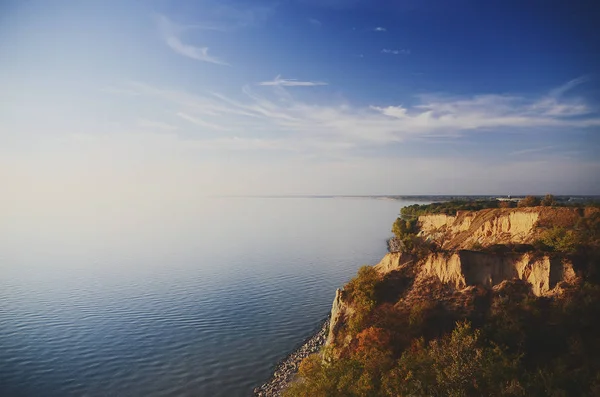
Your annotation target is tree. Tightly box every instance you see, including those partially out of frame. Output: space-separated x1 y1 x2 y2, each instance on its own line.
391 217 416 239
538 226 578 253
518 196 541 207
383 322 524 397
345 266 381 333
500 200 516 208
541 194 556 207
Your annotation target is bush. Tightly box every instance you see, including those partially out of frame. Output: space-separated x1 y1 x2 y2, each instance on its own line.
500 200 517 208
383 322 524 397
286 328 394 397
390 217 432 255
345 266 381 333
285 353 364 397
518 196 541 207
537 227 579 253
541 194 557 207
391 217 417 239
400 200 500 218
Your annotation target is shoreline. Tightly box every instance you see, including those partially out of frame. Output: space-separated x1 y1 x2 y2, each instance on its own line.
253 316 330 397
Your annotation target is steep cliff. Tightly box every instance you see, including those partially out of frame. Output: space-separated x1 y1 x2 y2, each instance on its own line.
417 207 591 250
326 288 354 347
290 204 600 396
326 206 593 347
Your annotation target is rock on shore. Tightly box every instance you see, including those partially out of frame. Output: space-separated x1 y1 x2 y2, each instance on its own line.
253 317 330 397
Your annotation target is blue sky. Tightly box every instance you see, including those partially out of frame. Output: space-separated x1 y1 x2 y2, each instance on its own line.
1 0 600 201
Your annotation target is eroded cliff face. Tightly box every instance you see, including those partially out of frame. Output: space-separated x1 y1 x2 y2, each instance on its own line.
417 207 586 250
421 251 576 296
326 207 590 348
326 289 354 347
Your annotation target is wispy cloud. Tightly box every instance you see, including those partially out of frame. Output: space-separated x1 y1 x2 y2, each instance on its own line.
382 48 410 55
209 2 273 28
530 76 592 117
549 75 590 97
257 75 328 87
176 112 229 131
100 86 141 96
137 119 178 131
156 15 229 65
510 146 557 156
308 18 322 27
111 77 600 153
374 27 386 32
177 1 274 31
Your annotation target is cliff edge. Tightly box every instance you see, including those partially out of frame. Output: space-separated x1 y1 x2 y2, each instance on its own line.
327 206 593 347
281 203 600 397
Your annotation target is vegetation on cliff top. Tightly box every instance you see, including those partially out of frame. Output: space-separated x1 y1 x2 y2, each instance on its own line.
286 205 600 397
392 197 600 256
399 195 599 218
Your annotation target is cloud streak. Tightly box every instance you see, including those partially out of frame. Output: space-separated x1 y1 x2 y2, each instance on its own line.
374 27 386 32
308 18 322 27
510 146 557 156
113 78 600 154
382 48 410 55
157 15 229 65
176 112 229 131
257 75 328 87
137 119 178 131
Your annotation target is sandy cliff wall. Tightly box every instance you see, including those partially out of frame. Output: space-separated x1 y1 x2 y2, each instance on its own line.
417 207 598 250
326 250 576 347
421 251 575 296
374 250 574 297
326 289 354 347
327 207 588 347
416 208 568 249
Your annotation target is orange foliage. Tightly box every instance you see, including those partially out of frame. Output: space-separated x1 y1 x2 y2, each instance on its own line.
355 327 391 355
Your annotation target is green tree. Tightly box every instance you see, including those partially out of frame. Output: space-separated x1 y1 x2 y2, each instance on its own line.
538 226 578 253
384 322 524 397
391 217 416 239
345 266 381 333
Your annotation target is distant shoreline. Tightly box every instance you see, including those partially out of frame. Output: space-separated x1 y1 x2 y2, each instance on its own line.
208 194 600 201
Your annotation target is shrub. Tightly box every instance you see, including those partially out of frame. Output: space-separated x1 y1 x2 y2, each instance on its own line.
383 322 524 397
537 227 579 253
285 353 364 397
345 266 381 333
518 195 541 207
541 194 557 207
391 217 417 239
400 200 500 218
346 266 380 308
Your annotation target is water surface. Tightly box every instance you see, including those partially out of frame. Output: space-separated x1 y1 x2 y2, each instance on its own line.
1 197 421 396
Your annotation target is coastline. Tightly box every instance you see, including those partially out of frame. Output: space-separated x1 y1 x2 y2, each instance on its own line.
253 316 330 397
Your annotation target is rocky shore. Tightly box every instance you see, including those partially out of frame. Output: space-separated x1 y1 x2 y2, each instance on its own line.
253 316 330 397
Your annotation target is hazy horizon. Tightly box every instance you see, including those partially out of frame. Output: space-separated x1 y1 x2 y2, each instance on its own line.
2 0 600 214
1 2 599 394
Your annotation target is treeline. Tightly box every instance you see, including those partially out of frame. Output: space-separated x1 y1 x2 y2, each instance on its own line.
400 199 503 217
399 194 599 218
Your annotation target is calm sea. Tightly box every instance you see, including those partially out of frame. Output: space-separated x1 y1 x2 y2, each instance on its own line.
0 197 422 396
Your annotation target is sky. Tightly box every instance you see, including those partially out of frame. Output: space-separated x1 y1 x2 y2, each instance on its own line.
1 0 600 206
